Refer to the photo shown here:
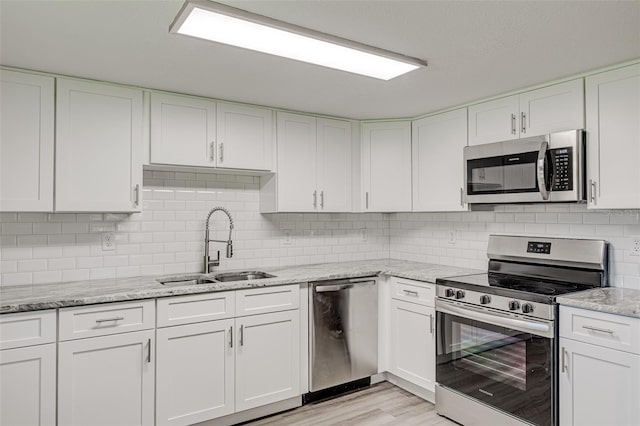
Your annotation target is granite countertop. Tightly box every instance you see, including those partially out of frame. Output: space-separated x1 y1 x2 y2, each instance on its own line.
556 287 640 319
0 259 480 314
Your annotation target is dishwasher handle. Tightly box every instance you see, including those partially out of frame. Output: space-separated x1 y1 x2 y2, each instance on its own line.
315 284 354 293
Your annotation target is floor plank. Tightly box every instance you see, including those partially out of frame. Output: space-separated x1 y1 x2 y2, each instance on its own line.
242 382 458 426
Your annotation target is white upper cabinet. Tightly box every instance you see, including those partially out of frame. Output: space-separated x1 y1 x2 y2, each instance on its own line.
0 70 54 212
586 64 640 209
317 118 352 212
150 92 274 171
217 102 273 171
56 78 143 212
274 112 352 212
276 112 318 212
468 79 584 145
150 92 216 168
362 121 412 212
412 108 468 212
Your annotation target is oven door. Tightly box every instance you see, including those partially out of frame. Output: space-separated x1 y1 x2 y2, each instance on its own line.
436 299 555 426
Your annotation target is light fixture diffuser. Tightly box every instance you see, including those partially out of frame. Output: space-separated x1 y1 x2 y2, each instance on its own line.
170 0 427 80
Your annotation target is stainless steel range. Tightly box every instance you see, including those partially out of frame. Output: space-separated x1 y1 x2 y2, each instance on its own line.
435 235 609 426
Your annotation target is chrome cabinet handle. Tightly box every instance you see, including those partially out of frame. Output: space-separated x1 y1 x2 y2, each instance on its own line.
521 112 527 133
537 141 550 200
134 184 140 207
511 113 516 135
210 141 215 161
320 190 324 209
95 316 124 324
219 142 224 163
430 314 434 334
229 326 233 348
561 347 567 373
240 324 244 346
403 289 419 297
313 190 317 209
589 179 597 204
365 192 369 210
460 187 464 207
582 325 614 334
147 338 152 363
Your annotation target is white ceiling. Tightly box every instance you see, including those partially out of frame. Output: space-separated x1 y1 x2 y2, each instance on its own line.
1 0 639 120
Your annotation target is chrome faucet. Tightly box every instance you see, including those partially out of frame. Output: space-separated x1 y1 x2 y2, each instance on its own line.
204 207 234 274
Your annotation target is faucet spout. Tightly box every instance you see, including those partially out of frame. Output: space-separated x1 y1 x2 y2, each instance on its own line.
204 207 234 274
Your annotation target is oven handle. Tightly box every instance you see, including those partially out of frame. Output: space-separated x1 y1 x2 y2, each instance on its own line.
436 299 554 338
537 141 550 201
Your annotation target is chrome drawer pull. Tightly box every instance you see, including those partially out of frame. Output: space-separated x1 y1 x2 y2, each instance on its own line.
95 316 124 324
561 347 567 373
403 289 419 297
582 325 614 334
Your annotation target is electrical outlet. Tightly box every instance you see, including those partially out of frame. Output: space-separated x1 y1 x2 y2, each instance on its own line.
282 229 292 246
632 239 640 257
448 230 456 245
102 232 116 251
360 228 368 242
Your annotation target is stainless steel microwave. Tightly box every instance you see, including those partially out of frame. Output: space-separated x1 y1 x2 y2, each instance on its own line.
464 129 586 204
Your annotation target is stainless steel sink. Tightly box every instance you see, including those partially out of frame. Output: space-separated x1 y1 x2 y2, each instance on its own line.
212 271 276 282
158 276 218 286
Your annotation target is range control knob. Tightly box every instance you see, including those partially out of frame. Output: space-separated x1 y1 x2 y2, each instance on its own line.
522 303 535 314
445 288 455 298
455 290 465 300
480 295 491 305
508 300 521 311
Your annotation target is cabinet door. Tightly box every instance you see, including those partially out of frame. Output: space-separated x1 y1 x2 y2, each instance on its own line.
0 343 56 426
520 79 584 138
317 118 352 212
58 330 154 426
362 121 412 212
235 310 300 412
150 92 216 168
412 108 467 212
56 78 143 212
217 103 273 171
586 64 640 209
156 319 234 426
559 338 640 426
468 95 519 145
276 112 317 212
0 70 54 212
388 299 435 392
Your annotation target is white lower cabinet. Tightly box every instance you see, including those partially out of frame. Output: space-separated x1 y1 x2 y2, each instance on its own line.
0 343 57 426
235 310 301 412
388 299 435 392
559 306 640 426
156 319 235 426
58 329 155 426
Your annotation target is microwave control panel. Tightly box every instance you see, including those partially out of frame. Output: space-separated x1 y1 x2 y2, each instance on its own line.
551 148 573 191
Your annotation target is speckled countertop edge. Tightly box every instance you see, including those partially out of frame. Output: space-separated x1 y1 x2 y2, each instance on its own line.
556 287 640 319
0 259 481 314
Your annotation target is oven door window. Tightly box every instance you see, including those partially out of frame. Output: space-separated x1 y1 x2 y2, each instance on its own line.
467 151 539 195
436 311 553 426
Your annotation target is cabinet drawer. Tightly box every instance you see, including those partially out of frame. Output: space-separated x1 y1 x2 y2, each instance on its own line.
0 310 56 350
391 277 435 307
59 300 155 341
157 291 235 328
560 306 640 354
235 284 300 317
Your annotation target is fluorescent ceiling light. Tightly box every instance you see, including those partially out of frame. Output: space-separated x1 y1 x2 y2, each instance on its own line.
170 0 427 80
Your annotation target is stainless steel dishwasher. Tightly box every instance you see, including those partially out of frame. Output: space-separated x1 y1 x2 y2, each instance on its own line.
309 277 378 394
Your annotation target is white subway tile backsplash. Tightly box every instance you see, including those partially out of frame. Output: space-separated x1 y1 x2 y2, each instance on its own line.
1 223 32 235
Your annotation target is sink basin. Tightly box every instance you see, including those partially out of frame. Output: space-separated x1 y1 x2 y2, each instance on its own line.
212 271 276 282
158 276 218 286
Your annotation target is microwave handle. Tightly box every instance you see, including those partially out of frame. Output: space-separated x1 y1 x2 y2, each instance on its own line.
537 141 550 200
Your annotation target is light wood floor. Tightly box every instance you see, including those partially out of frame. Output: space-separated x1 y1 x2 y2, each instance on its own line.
242 382 459 426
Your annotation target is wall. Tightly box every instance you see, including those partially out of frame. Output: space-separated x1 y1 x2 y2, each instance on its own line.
2 171 639 290
0 170 389 287
389 204 640 290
